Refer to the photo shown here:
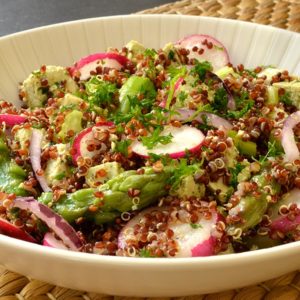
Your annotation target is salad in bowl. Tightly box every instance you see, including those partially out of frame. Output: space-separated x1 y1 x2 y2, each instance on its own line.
0 33 300 258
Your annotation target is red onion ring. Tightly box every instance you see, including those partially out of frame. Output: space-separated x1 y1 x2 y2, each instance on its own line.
29 129 51 192
171 108 233 131
14 197 83 250
281 111 300 162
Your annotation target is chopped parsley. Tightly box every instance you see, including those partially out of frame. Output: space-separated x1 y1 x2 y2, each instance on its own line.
141 127 173 150
169 159 199 188
85 76 117 108
259 140 284 164
60 103 76 112
114 139 132 157
191 60 213 81
211 87 228 112
229 163 245 188
54 172 66 180
227 91 253 119
280 91 293 106
140 248 155 258
168 50 175 60
190 223 203 229
144 48 157 58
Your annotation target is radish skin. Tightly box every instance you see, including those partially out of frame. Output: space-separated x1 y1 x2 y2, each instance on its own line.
119 206 221 257
0 114 27 126
175 34 230 71
70 53 128 80
0 218 36 243
72 121 114 163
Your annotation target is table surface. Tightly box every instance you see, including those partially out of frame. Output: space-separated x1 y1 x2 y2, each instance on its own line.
0 0 173 36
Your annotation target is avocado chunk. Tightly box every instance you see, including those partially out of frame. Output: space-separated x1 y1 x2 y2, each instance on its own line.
0 137 28 196
14 127 32 152
126 40 145 56
86 162 124 188
228 130 257 157
20 66 78 109
273 81 300 108
44 144 70 187
215 66 238 80
57 110 83 141
119 75 156 114
208 178 233 203
170 175 205 199
59 93 85 108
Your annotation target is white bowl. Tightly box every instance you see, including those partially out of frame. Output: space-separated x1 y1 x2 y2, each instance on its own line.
0 15 300 297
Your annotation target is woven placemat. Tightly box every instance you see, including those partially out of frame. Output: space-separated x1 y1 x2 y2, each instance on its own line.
1 1 300 299
139 0 300 32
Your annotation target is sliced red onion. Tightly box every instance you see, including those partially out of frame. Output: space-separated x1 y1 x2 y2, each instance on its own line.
43 232 68 250
281 111 300 162
0 217 36 243
14 197 83 250
0 114 27 126
171 108 233 131
29 129 51 192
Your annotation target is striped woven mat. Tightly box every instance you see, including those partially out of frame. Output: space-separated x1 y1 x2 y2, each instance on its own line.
1 0 300 299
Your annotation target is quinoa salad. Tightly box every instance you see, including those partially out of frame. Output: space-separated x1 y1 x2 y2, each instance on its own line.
0 34 300 258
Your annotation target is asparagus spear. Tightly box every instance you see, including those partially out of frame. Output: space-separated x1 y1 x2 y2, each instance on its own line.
39 167 173 225
228 170 280 232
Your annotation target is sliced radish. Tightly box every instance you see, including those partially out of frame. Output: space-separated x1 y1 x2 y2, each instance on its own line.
175 34 230 71
0 114 27 126
0 217 36 243
131 125 204 159
281 111 300 162
30 129 51 192
14 197 83 250
159 76 184 108
72 121 114 164
268 189 300 236
70 53 128 80
171 108 233 131
118 205 222 257
43 232 68 250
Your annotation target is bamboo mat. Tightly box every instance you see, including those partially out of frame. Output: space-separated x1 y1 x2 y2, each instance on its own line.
1 0 300 299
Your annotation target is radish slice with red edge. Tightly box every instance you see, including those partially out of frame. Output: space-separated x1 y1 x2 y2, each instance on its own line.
43 232 68 250
268 189 300 237
70 53 128 80
14 197 83 250
0 217 36 243
118 205 222 257
30 129 51 192
72 121 114 164
0 114 27 126
175 34 230 71
171 108 233 131
281 111 300 162
131 124 204 159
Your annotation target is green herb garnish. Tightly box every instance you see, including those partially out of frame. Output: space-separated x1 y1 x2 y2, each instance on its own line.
114 139 132 157
229 163 245 188
190 223 203 229
85 76 117 108
141 128 173 150
191 60 213 81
